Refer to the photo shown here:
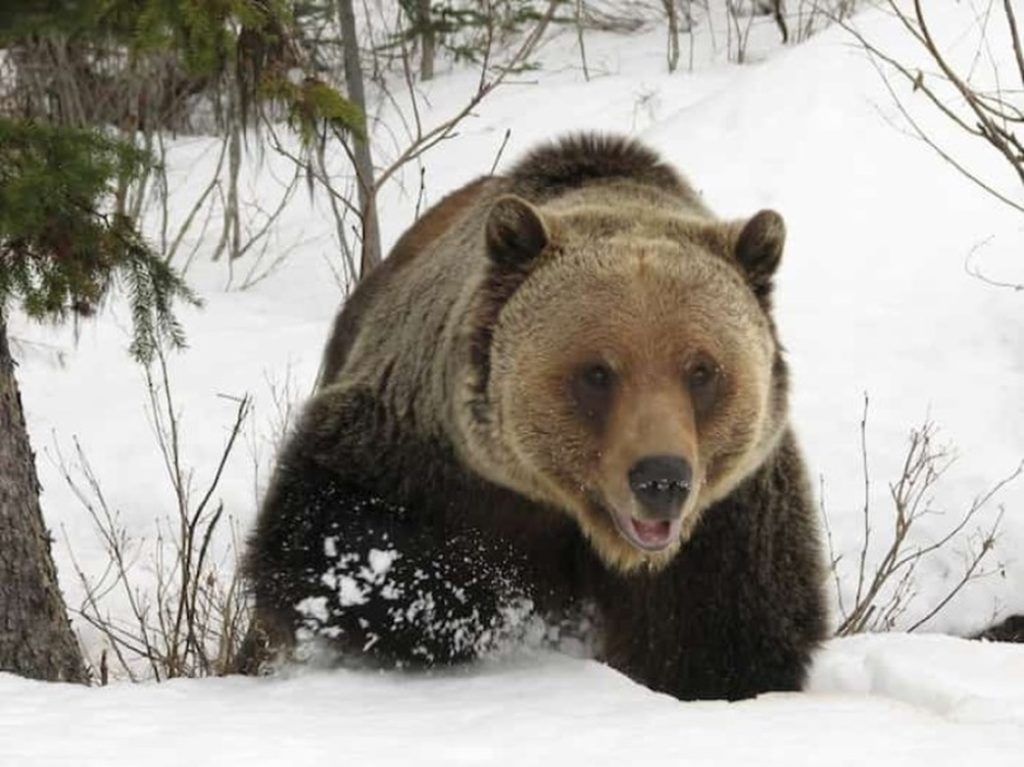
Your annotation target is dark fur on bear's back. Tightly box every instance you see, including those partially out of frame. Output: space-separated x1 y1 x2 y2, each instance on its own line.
506 133 700 202
243 134 827 700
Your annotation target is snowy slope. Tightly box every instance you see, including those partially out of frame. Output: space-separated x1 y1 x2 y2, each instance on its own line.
4 3 1024 756
1 636 1023 766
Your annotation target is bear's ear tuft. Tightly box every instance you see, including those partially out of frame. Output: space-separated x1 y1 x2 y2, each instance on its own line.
486 195 549 269
733 209 785 296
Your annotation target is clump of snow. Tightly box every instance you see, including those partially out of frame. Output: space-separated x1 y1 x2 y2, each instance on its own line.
295 535 554 666
322 536 338 558
334 575 368 607
366 548 399 578
295 596 330 624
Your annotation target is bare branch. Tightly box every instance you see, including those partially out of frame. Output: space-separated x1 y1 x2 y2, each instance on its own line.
56 359 254 679
1002 0 1024 89
826 401 1019 636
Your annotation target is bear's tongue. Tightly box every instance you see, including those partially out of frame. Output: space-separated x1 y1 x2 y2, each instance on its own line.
630 517 672 546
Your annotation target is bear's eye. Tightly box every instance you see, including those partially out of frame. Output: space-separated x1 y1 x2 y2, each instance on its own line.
572 362 616 425
582 363 613 390
686 356 720 418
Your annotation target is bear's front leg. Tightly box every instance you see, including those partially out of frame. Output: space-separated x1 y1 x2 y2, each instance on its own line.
245 454 536 670
597 554 820 700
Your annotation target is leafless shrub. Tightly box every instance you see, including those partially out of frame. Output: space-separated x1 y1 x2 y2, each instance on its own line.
0 36 199 133
845 1 1024 216
820 395 1022 636
246 365 303 508
790 0 858 44
662 1 684 71
724 1 758 63
269 0 561 290
576 0 592 79
57 351 253 681
719 1 857 56
964 236 1023 292
576 1 651 33
120 123 306 286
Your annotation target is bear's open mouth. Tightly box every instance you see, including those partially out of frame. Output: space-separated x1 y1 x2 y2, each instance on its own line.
602 502 682 553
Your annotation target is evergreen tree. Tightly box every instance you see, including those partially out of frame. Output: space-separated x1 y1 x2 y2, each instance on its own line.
0 1 363 682
0 118 195 683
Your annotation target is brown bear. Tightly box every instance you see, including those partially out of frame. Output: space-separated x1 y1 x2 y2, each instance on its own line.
242 134 827 700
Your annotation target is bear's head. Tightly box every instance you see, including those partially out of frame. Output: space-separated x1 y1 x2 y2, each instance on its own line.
463 194 789 572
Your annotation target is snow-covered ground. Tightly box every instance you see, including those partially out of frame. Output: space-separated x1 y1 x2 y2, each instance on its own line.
2 635 1023 766
4 2 1024 764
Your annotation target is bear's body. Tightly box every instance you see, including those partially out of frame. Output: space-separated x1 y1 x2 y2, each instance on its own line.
244 135 826 700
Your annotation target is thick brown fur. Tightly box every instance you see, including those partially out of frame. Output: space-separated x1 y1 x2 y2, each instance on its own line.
243 134 827 700
317 177 493 387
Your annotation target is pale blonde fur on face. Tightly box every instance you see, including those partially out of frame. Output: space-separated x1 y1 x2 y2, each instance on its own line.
482 210 784 573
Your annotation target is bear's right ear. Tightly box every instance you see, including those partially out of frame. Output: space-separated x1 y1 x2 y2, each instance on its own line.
485 195 549 269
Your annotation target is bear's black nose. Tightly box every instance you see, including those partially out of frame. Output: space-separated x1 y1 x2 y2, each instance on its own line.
628 455 691 519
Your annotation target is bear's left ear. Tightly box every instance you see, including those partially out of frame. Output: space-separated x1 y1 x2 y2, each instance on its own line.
486 195 550 269
732 209 786 297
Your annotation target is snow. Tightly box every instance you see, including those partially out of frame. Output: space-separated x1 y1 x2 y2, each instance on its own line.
1 636 1022 766
809 633 1024 724
4 1 1024 763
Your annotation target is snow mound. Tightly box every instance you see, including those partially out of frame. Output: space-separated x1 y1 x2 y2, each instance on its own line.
1 636 1022 767
809 633 1024 724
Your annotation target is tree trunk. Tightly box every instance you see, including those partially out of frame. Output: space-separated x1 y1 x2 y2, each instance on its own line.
0 317 87 683
663 1 680 73
418 0 435 81
771 0 789 44
336 0 383 278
